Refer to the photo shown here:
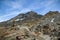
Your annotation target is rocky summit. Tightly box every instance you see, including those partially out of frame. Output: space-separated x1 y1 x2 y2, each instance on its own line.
0 11 60 40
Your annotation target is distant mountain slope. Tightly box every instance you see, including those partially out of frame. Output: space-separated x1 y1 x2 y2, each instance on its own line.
0 11 43 27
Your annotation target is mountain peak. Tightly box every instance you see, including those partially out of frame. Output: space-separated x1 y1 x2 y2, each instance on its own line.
44 11 60 17
46 11 59 15
26 11 37 15
7 11 42 23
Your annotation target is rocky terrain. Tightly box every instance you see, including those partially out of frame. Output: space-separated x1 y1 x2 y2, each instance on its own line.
0 11 60 40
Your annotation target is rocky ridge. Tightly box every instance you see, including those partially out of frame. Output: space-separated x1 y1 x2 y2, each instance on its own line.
0 11 60 40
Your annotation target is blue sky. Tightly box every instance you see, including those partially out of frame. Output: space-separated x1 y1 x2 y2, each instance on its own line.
0 0 60 22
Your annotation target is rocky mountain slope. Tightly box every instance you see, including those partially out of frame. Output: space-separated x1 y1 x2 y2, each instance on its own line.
0 11 60 40
0 11 43 27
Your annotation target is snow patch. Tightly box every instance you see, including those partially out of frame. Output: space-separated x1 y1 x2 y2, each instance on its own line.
15 19 20 21
15 18 24 21
51 18 55 22
20 18 24 20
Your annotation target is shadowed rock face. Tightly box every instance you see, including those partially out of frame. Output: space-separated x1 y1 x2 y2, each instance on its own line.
0 11 60 40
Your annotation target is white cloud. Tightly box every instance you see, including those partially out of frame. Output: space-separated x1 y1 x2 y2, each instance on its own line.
0 0 58 22
0 11 19 18
20 8 31 13
0 11 20 22
27 0 56 11
40 0 56 15
0 8 31 22
27 0 42 10
3 0 24 11
9 2 21 9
